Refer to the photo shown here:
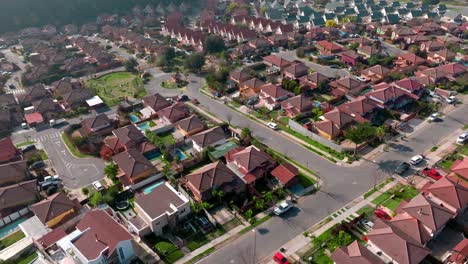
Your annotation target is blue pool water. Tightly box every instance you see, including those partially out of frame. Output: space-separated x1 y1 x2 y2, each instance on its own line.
0 217 27 239
143 181 165 195
175 149 187 161
137 122 150 131
144 151 162 161
129 114 140 123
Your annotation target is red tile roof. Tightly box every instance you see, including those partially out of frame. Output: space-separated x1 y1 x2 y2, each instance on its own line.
316 40 343 51
270 163 298 185
427 176 468 210
263 55 292 68
448 239 468 264
315 119 341 138
451 157 468 180
390 212 432 245
36 227 67 249
331 240 385 264
0 138 20 164
24 112 44 124
393 78 424 92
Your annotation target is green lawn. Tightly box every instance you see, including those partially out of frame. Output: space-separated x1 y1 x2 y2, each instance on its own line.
297 172 316 187
372 184 419 212
61 133 93 158
185 247 215 264
85 71 146 106
151 237 184 264
16 252 38 264
363 178 394 198
439 159 455 171
161 81 179 89
0 230 25 250
457 144 468 156
15 141 35 147
310 248 333 264
356 205 374 216
159 131 176 146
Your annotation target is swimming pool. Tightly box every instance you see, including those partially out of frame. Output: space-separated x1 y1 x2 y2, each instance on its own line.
129 114 140 123
175 149 187 161
142 181 165 195
137 122 150 131
0 217 27 239
144 150 162 161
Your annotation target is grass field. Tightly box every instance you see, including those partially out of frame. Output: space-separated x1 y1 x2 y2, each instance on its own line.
85 72 146 106
372 184 419 212
0 230 25 250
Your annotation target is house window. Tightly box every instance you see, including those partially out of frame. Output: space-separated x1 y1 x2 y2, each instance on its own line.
119 247 125 260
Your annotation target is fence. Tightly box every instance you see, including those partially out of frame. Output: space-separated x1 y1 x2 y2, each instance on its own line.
288 119 344 153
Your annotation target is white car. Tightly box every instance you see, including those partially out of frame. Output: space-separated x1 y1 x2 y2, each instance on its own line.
274 201 293 216
457 132 468 144
267 122 278 130
359 219 374 229
409 155 424 165
44 175 60 182
356 76 367 82
446 96 456 104
92 181 104 191
428 113 440 122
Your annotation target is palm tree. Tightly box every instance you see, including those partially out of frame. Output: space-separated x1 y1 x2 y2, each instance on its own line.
375 126 387 143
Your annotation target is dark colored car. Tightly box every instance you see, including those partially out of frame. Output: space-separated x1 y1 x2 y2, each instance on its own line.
394 162 410 175
29 160 45 170
421 168 442 180
374 209 392 220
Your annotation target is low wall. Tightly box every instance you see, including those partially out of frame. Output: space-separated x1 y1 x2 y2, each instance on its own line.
288 119 344 153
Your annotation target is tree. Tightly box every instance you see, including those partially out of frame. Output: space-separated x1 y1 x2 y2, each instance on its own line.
325 20 337 27
311 108 324 121
212 189 225 203
282 79 301 94
375 126 387 142
89 192 103 207
240 127 252 144
225 2 239 14
346 122 377 155
244 209 253 219
263 191 274 203
296 47 305 58
82 187 89 196
156 47 176 68
184 52 205 73
205 35 226 54
104 163 119 183
124 58 138 72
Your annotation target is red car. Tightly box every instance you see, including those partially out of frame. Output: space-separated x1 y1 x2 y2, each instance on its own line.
374 209 392 220
273 252 289 264
421 168 442 180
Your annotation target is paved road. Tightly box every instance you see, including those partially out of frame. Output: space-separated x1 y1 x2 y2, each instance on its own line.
1 48 28 95
379 40 405 56
274 50 350 78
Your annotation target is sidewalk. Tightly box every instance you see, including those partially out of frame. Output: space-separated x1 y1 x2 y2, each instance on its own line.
259 180 399 264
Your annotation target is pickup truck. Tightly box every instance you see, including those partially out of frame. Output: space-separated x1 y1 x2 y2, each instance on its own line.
49 118 67 127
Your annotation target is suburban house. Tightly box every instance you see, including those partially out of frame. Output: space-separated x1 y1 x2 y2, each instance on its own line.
338 96 378 124
60 209 135 264
395 52 426 68
80 114 115 138
31 98 62 121
0 180 40 225
112 148 157 189
341 50 362 67
366 85 418 109
331 240 385 264
427 48 456 64
426 176 468 221
239 78 266 99
31 192 82 228
270 162 299 187
259 83 293 110
182 161 245 202
361 65 390 83
281 95 314 118
61 88 93 110
393 78 425 95
158 103 190 124
191 126 228 153
18 84 50 105
104 124 146 154
357 45 379 58
131 181 190 236
142 93 172 113
230 69 252 84
330 77 368 97
225 146 276 185
0 137 22 164
0 160 30 187
315 108 354 140
263 55 292 70
299 72 329 90
175 115 206 137
446 239 468 264
283 63 309 79
316 40 344 55
0 94 23 135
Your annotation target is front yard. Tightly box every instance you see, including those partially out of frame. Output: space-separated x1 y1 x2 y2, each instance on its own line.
0 230 25 250
145 235 184 264
371 183 419 212
85 71 146 106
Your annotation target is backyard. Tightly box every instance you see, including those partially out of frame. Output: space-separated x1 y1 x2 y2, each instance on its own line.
371 183 419 212
85 71 146 106
0 230 25 250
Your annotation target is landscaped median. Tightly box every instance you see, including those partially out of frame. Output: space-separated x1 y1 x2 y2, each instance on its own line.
371 183 418 213
61 132 94 158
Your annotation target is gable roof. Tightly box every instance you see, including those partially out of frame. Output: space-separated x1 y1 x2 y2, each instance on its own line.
398 52 426 65
185 161 239 193
158 103 190 123
112 148 155 179
229 146 274 172
323 109 354 128
230 69 252 83
240 78 266 90
393 78 424 92
142 93 171 111
260 84 291 99
175 115 205 134
315 119 341 138
281 95 313 114
112 124 146 147
0 180 39 215
362 65 390 76
283 62 309 77
451 157 468 179
270 162 298 185
0 137 20 163
427 176 468 210
135 181 188 219
31 192 80 225
334 77 364 90
331 240 385 264
74 210 132 261
191 126 227 148
390 212 433 245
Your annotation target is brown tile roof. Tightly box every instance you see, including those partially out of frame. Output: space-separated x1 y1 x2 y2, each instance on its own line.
113 124 145 146
393 78 424 92
283 62 309 78
135 182 187 219
331 240 385 264
281 95 314 115
339 97 376 117
450 157 468 179
74 210 132 261
427 176 468 211
191 126 227 148
437 63 466 76
176 115 206 134
270 163 298 185
300 72 329 86
402 193 455 232
230 69 252 83
323 109 354 128
362 65 390 76
333 77 364 90
240 78 266 90
366 86 409 103
448 239 468 264
367 219 430 264
158 103 190 123
0 180 39 217
0 160 29 187
263 55 292 68
80 114 113 136
0 137 21 164
398 53 426 65
112 148 155 179
260 84 291 99
341 50 360 60
31 192 80 225
358 45 379 56
390 212 433 245
315 119 341 138
185 161 242 193
228 146 274 173
37 227 67 249
432 48 455 59
143 93 171 111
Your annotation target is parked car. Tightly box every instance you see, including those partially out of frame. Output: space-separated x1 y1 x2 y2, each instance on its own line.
355 76 367 82
267 122 278 130
44 175 60 182
40 179 60 189
421 168 442 180
29 160 45 170
329 64 340 69
178 94 189 102
409 155 424 165
92 181 104 191
446 96 456 104
394 162 410 175
456 132 468 144
428 112 441 122
273 252 289 264
359 219 375 229
374 209 392 220
195 217 211 230
274 201 293 216
20 144 36 152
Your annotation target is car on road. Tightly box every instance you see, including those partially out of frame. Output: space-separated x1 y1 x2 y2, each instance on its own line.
274 201 293 216
329 65 340 69
92 181 104 191
8 84 15 89
355 76 367 82
20 144 35 152
267 122 278 130
273 252 289 264
456 132 468 144
421 168 442 180
428 112 441 122
374 209 392 220
394 162 410 175
29 160 45 170
446 96 456 104
178 94 189 102
359 219 375 229
409 155 424 165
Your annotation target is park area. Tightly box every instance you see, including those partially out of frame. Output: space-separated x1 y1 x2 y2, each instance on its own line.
85 71 146 106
